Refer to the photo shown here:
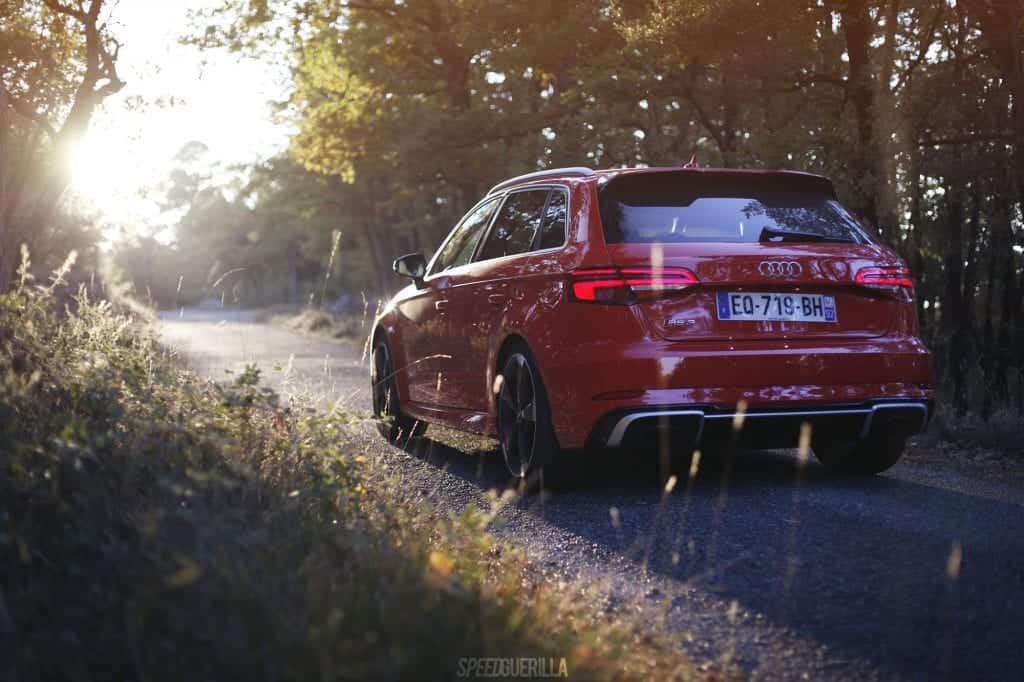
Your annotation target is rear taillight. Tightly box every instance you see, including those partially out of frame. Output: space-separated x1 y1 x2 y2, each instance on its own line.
855 266 914 300
570 267 699 304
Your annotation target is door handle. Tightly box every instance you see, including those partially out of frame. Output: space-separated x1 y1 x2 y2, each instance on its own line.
435 299 448 312
487 293 507 307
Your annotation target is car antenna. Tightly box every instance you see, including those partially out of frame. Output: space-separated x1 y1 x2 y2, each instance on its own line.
683 154 700 169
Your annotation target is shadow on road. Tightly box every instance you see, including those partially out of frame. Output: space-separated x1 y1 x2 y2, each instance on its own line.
397 432 1024 682
399 431 886 493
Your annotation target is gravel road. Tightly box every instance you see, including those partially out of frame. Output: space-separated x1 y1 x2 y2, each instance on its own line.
158 310 1024 681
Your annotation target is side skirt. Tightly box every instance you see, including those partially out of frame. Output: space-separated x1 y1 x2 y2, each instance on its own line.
404 400 491 437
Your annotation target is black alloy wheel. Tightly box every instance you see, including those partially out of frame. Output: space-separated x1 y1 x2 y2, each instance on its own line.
497 347 560 481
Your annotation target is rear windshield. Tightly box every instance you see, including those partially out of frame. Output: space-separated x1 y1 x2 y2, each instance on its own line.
599 173 871 244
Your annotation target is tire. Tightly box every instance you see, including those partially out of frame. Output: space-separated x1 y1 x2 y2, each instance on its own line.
371 340 427 443
497 344 564 484
812 431 907 475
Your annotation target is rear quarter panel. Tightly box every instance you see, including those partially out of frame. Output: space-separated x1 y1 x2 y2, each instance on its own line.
489 181 623 439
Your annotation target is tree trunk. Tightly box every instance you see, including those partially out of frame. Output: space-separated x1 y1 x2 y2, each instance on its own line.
362 176 390 296
981 221 999 420
941 178 967 413
962 188 982 326
908 144 929 333
940 184 964 335
286 238 299 306
995 220 1017 403
952 189 983 415
718 65 740 167
839 0 879 228
874 0 901 243
1017 260 1024 416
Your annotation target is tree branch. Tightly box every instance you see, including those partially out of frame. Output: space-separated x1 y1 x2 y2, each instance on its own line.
341 1 434 32
42 0 124 98
764 73 848 95
40 0 87 22
893 5 945 94
676 64 728 153
94 34 125 97
918 132 1015 147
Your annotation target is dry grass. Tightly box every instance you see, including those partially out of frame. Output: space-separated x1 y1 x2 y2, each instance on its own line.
0 261 700 681
922 408 1024 455
274 308 370 344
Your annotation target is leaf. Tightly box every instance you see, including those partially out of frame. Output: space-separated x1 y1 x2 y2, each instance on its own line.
427 550 455 578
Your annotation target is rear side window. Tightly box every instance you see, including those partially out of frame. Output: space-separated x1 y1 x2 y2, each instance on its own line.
428 197 499 276
599 173 870 245
477 190 548 261
537 189 567 250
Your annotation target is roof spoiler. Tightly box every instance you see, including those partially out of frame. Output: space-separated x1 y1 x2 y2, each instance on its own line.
597 169 838 200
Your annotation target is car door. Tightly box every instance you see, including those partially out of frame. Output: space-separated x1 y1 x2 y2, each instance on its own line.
445 188 557 413
403 197 500 408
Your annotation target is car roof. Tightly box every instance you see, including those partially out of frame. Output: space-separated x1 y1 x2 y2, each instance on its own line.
487 165 833 195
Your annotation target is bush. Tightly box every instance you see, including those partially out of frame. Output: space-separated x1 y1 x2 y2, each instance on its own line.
275 308 371 344
0 256 697 681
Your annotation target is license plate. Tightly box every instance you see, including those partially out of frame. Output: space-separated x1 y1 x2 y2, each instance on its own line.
716 292 837 323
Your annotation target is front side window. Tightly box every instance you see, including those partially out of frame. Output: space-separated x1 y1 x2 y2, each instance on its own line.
476 190 548 261
428 198 499 276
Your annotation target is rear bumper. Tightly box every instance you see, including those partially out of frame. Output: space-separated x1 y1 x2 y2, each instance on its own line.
538 337 934 449
585 399 932 449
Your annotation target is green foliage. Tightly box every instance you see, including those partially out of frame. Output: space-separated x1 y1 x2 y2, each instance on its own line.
0 0 84 124
0 258 698 680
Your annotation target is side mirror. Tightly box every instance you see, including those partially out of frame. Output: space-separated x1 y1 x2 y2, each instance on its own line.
393 253 427 287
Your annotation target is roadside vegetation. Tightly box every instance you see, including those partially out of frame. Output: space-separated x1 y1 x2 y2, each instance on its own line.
0 259 699 681
273 307 371 345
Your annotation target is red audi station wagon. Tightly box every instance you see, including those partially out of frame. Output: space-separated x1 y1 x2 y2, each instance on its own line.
371 166 934 479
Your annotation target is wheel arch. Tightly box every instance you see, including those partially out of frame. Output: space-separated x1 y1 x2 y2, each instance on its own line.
495 333 530 371
370 319 413 407
491 331 564 459
490 332 560 446
488 334 528 423
370 323 387 351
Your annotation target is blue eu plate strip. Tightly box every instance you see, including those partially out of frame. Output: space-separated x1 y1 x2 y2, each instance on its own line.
824 296 837 322
717 292 731 320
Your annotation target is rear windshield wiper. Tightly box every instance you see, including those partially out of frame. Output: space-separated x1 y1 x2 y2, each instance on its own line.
758 227 854 243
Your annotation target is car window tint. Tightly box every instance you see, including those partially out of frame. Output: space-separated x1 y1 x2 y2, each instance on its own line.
428 198 498 275
477 190 548 261
599 173 869 245
537 189 567 250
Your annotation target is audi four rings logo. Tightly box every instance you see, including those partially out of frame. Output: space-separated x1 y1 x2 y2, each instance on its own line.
758 261 803 277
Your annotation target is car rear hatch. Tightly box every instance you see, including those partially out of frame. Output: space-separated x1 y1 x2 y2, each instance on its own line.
594 170 906 342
